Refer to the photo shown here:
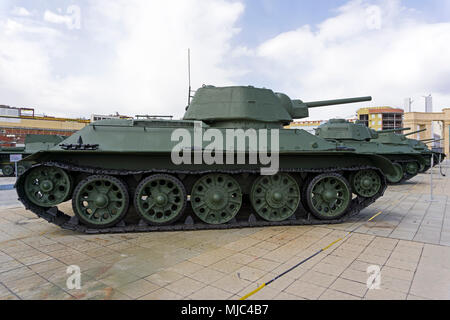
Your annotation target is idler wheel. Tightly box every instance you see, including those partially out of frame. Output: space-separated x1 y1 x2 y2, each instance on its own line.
250 173 300 222
305 173 351 220
134 174 187 226
72 175 129 229
24 166 72 207
385 163 404 184
191 174 242 225
350 169 382 198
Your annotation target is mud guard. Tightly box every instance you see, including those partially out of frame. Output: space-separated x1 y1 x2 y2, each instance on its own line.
366 154 397 177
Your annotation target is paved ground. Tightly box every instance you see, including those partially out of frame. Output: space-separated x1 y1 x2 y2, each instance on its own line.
0 163 449 300
0 177 20 209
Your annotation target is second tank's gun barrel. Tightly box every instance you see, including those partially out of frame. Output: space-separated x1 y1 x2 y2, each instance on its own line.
304 96 372 108
404 129 427 137
424 139 444 144
378 127 411 134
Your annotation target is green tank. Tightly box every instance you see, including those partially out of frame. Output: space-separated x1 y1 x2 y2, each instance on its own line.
1 135 66 176
315 120 426 184
370 129 446 174
405 137 446 171
15 85 397 233
0 146 25 176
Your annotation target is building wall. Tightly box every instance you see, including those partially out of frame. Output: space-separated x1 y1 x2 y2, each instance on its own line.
0 116 89 145
0 118 88 131
0 127 74 145
404 109 450 157
357 107 404 131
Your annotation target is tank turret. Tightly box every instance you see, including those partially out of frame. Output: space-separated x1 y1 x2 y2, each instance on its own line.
183 85 372 128
315 119 375 141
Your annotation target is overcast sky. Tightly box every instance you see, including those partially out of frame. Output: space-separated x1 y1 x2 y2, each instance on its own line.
1 0 450 120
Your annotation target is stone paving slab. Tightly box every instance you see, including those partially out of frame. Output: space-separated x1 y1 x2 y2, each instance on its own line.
0 164 449 300
0 177 20 209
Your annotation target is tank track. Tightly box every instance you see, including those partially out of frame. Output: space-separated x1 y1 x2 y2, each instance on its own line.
15 161 387 234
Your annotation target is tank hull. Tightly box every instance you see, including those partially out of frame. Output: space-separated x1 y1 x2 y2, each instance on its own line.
330 140 426 183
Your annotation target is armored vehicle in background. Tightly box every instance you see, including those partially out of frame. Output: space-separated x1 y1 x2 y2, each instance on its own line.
1 135 66 176
405 137 446 172
370 129 446 174
0 146 25 176
16 85 397 233
315 120 426 184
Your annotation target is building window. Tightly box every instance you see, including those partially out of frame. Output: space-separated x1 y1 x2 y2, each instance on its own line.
382 113 403 130
359 114 369 127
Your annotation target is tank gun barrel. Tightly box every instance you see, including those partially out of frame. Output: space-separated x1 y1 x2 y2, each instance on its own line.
378 127 411 134
404 129 427 137
424 139 444 144
421 138 436 142
304 96 372 108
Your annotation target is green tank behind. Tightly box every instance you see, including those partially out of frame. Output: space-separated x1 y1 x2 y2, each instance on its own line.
404 136 446 171
315 119 426 184
372 129 446 173
15 85 397 233
0 134 66 176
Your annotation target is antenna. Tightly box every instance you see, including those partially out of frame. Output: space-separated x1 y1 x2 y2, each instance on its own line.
187 48 192 108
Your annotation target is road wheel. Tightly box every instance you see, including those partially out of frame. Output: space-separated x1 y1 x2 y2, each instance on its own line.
305 173 351 220
191 174 242 225
250 173 300 222
350 169 382 198
24 166 71 207
134 174 187 226
72 175 129 229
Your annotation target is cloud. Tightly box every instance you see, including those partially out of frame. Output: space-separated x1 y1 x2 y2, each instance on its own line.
43 10 72 25
0 0 244 118
1 0 450 122
11 7 32 17
238 0 450 119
